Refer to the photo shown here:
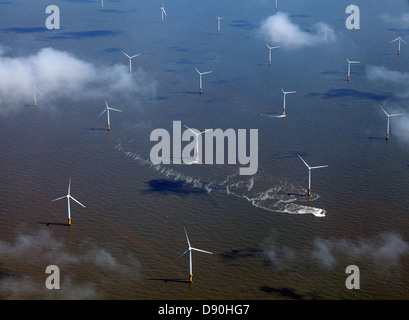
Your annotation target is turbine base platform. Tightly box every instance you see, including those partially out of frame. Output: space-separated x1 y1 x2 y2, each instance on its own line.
188 274 193 283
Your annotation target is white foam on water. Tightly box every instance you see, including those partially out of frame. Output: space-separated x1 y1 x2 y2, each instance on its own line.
115 140 326 217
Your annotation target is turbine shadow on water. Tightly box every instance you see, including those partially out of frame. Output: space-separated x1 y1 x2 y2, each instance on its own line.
37 221 70 227
146 278 190 284
142 179 208 196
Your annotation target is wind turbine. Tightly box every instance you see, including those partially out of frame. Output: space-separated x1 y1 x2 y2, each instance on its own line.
319 26 334 44
184 125 211 163
160 4 167 23
195 67 212 94
266 43 280 66
121 50 141 76
217 16 224 35
298 154 328 197
33 85 43 107
390 37 407 55
281 88 296 115
101 0 104 10
51 177 85 226
379 105 403 140
176 227 213 283
98 100 122 131
346 58 360 81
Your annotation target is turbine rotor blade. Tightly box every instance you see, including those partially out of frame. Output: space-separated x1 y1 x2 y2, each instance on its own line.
297 154 310 169
69 195 86 208
33 85 43 96
121 50 131 59
310 165 329 170
379 105 389 116
198 129 211 135
108 107 122 112
191 247 213 255
176 249 189 261
98 109 107 118
51 195 67 202
184 227 191 248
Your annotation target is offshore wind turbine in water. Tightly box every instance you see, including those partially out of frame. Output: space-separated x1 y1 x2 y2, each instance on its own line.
266 43 280 66
390 36 407 55
33 85 43 107
98 100 122 131
195 67 212 94
51 177 86 226
297 154 328 199
217 16 224 35
121 50 141 76
346 58 360 81
160 4 167 23
319 26 334 45
184 125 211 164
281 88 296 116
379 105 403 140
176 227 213 283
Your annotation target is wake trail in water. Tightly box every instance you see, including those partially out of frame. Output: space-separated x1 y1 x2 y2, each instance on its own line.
115 140 326 217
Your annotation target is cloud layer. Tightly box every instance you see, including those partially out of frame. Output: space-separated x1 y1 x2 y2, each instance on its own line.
265 232 409 270
0 229 141 299
259 12 335 48
0 45 156 113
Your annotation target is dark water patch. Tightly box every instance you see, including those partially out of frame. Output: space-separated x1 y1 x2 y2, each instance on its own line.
37 222 70 227
146 278 190 284
321 89 391 101
260 286 304 300
321 70 344 75
47 30 121 40
142 179 207 196
219 247 262 261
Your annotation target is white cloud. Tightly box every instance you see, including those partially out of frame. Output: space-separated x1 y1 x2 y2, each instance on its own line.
381 13 409 28
0 229 141 299
258 12 335 48
0 46 157 113
312 232 409 268
366 65 409 84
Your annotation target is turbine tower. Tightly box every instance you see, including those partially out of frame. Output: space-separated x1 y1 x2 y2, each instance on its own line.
217 16 224 35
